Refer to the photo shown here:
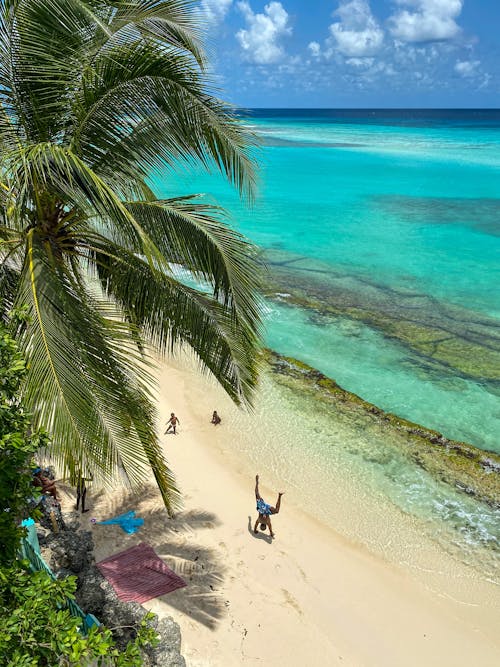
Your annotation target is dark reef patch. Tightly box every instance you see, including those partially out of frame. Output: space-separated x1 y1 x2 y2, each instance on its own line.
264 249 500 385
265 350 500 509
260 135 366 149
373 195 500 237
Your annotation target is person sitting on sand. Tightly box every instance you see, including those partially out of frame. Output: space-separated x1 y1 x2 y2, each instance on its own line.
33 468 59 501
165 412 180 435
254 474 284 539
211 410 221 425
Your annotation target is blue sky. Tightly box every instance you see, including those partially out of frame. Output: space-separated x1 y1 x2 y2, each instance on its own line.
196 0 500 107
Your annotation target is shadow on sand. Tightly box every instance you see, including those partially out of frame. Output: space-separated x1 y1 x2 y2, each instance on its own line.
247 515 273 544
90 484 226 629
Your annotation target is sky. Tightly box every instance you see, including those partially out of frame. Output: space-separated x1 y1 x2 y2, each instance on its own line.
195 0 500 107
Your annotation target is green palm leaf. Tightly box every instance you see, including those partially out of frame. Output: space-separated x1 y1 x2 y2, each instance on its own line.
83 233 261 402
0 0 263 512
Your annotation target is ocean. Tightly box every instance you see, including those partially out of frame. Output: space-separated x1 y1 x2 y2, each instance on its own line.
153 109 500 584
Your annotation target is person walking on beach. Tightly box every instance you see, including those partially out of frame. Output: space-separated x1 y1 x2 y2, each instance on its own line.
165 413 180 435
211 410 221 425
254 474 284 539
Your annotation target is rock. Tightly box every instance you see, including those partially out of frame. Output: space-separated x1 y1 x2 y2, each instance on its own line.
148 617 186 667
36 526 50 546
42 523 186 667
44 527 94 573
74 566 107 616
482 458 500 473
84 581 186 667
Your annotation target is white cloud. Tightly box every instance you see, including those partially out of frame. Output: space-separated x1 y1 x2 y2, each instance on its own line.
329 0 384 57
236 0 493 98
195 0 233 26
346 57 374 67
308 41 321 58
236 1 292 64
454 59 480 77
389 0 463 43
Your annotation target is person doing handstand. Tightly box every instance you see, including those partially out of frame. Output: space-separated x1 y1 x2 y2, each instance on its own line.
254 474 284 539
165 413 180 435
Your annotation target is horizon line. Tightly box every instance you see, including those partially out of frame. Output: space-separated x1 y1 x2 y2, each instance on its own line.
243 107 500 111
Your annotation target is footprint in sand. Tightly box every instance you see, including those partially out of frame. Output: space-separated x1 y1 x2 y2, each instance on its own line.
281 588 303 616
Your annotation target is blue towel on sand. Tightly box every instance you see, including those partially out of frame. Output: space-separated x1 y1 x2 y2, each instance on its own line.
97 510 144 534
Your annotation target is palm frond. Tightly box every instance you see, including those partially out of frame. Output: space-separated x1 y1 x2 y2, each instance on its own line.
15 229 180 512
106 0 207 68
124 197 263 329
7 142 158 255
0 0 264 510
83 235 261 404
70 38 259 198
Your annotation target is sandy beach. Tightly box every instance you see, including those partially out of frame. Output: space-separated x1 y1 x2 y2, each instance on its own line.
76 356 500 667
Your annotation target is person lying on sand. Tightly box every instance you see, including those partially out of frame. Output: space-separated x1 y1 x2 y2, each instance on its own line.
211 410 221 425
254 474 284 539
165 413 180 435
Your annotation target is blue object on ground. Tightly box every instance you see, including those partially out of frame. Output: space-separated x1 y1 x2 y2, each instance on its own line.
21 518 35 527
21 517 40 552
97 511 144 534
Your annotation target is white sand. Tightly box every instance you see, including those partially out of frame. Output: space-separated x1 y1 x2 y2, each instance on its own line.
77 357 500 667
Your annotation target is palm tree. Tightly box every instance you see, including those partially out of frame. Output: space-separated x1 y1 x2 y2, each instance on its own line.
0 0 263 514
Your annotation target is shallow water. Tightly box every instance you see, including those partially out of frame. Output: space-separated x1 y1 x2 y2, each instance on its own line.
217 369 500 596
266 302 500 451
152 109 500 452
153 110 500 588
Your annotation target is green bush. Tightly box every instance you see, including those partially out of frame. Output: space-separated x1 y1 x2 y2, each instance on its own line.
0 321 160 664
0 564 159 666
0 319 44 565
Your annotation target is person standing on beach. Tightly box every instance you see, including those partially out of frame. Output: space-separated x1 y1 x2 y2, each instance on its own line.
211 410 221 425
165 413 180 435
75 472 93 514
254 474 284 539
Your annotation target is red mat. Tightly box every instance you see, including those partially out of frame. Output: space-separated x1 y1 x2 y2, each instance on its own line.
96 542 186 603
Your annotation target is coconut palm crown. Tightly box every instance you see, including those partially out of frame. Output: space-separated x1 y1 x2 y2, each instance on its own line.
0 0 263 514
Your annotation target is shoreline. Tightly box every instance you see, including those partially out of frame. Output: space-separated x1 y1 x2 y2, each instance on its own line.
83 354 500 666
268 350 500 508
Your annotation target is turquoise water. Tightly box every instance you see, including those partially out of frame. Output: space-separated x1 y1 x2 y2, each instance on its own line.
221 372 500 584
153 110 500 453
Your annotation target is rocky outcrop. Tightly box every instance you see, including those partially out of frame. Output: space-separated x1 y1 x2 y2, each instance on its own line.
267 350 500 508
40 516 186 667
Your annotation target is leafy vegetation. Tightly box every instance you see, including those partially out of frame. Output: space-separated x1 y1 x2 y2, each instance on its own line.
0 0 263 512
0 314 43 565
0 320 159 666
0 566 159 666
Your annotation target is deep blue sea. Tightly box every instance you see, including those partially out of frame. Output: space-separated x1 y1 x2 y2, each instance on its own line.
155 109 500 454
